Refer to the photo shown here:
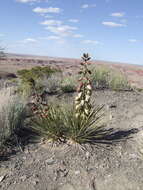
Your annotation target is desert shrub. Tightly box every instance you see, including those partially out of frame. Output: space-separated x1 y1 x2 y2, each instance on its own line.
91 65 131 91
36 73 63 94
61 76 77 93
109 72 130 90
17 66 60 81
91 66 110 89
0 87 26 151
30 54 106 145
17 66 61 96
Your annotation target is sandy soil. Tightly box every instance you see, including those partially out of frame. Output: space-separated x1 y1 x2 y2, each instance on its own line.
0 90 143 190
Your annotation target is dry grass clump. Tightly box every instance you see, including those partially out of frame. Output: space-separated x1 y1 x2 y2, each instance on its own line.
61 75 77 93
109 72 130 90
0 87 26 152
91 65 131 91
36 73 63 94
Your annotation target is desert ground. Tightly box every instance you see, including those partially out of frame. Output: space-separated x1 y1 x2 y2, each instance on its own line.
0 54 143 190
1 53 143 88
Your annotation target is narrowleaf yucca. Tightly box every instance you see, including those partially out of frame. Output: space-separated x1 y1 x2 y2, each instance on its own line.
31 105 66 142
30 53 107 146
62 105 105 144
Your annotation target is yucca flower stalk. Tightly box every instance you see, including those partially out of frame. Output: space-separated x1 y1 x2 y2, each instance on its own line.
75 53 92 118
31 92 49 119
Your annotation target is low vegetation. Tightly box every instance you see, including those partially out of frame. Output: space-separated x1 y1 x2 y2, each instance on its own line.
91 65 131 91
17 66 61 96
0 46 6 60
61 76 77 93
30 54 107 145
0 87 26 154
0 53 134 156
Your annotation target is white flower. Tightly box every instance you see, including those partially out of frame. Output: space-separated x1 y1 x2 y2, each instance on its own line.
75 104 81 110
78 92 82 98
75 100 79 105
84 109 89 115
80 100 84 106
85 95 90 102
86 84 92 90
75 113 79 118
75 92 82 101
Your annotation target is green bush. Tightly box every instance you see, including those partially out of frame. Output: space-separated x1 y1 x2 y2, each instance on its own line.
17 66 60 81
17 66 61 96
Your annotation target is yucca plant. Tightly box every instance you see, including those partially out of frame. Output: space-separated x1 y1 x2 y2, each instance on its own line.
31 106 66 142
30 93 66 142
63 105 105 144
30 54 106 146
63 53 105 144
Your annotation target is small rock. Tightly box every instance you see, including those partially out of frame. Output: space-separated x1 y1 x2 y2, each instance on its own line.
109 104 117 108
0 175 5 182
75 170 80 175
32 178 39 185
45 158 55 165
85 151 90 159
20 175 27 181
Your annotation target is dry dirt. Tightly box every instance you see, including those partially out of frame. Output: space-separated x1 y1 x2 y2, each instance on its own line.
0 90 143 190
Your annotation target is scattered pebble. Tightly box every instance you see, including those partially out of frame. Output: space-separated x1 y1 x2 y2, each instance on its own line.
0 175 5 183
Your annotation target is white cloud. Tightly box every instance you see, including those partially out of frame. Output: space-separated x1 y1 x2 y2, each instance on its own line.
102 21 126 27
81 4 89 9
69 19 79 23
33 7 61 14
128 39 137 43
73 34 83 38
82 40 101 45
21 38 38 43
39 36 65 43
40 20 62 26
47 36 61 40
16 0 46 3
111 12 125 17
39 36 61 40
46 25 77 36
81 4 96 9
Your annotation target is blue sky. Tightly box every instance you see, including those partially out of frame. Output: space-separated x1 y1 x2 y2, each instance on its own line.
0 0 143 64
